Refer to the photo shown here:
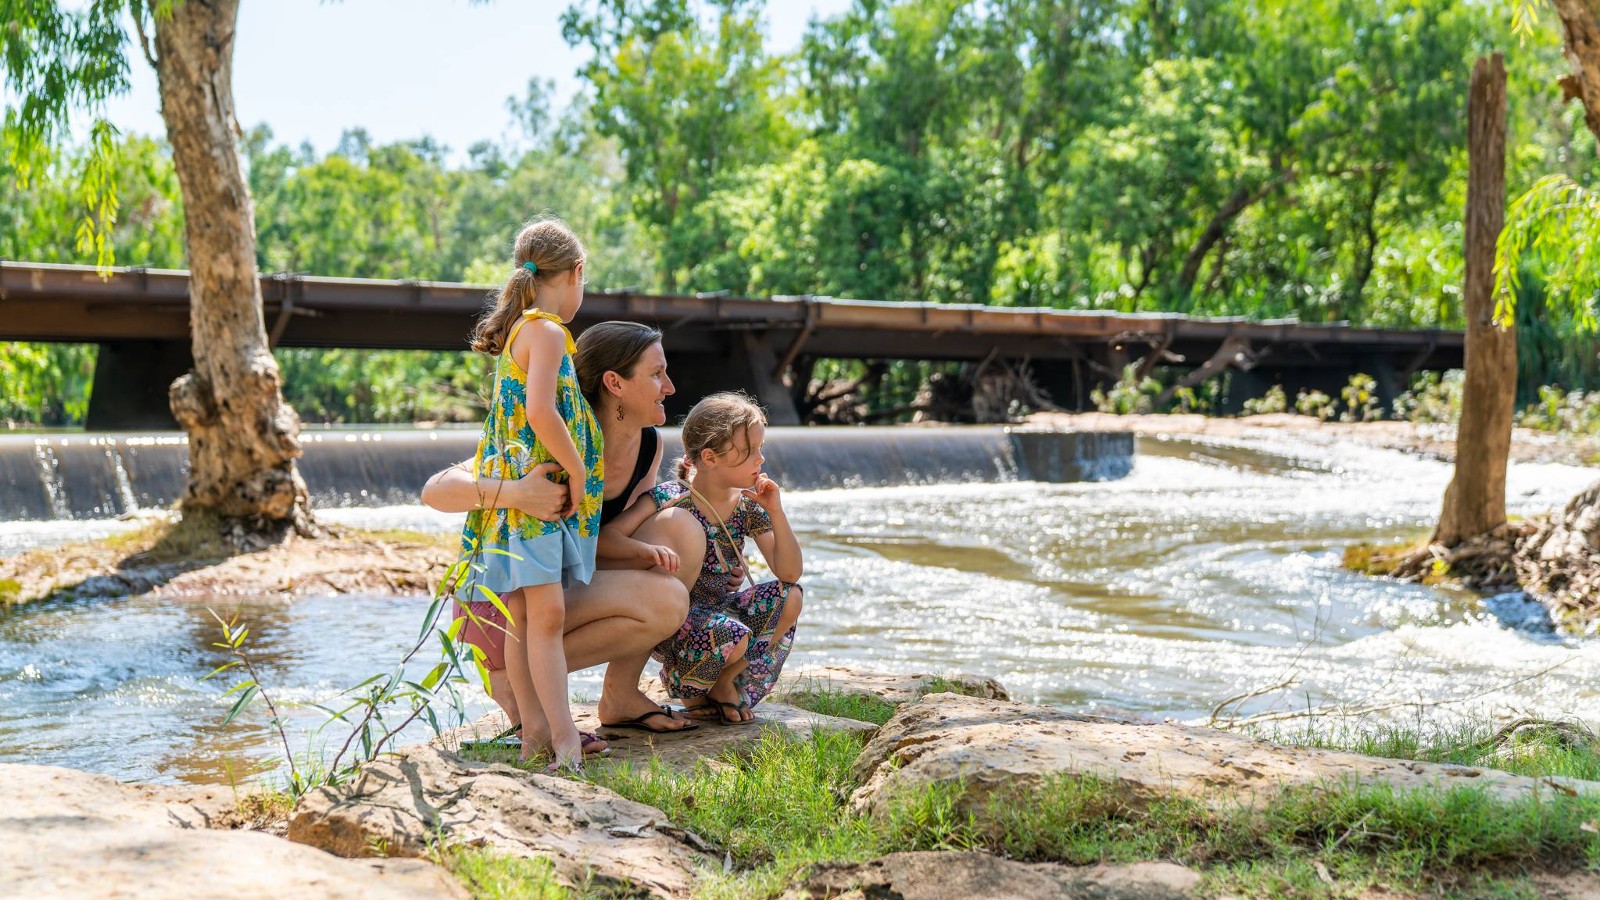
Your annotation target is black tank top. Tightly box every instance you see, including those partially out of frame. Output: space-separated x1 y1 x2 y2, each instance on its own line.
600 426 659 525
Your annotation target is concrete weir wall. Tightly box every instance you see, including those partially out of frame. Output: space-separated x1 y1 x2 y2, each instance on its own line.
0 427 1134 521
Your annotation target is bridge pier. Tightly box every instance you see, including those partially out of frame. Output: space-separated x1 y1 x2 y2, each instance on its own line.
661 330 802 426
85 340 190 431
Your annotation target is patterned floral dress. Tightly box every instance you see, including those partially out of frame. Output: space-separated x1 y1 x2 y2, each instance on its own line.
457 309 605 595
647 481 798 707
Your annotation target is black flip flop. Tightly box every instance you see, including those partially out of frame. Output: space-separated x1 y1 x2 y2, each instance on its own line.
686 699 753 726
599 707 700 734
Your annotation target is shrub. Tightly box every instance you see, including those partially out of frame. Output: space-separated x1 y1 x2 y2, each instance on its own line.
1241 385 1287 416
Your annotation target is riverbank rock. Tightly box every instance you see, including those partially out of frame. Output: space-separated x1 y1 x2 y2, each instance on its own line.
0 763 460 899
288 744 709 897
774 665 1009 704
849 694 1600 818
783 852 1201 900
439 696 876 776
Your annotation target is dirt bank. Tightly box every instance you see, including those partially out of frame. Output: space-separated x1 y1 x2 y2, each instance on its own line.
0 515 453 607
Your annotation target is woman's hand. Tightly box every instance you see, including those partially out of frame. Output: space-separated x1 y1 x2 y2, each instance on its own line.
637 543 681 573
507 462 568 522
744 473 782 512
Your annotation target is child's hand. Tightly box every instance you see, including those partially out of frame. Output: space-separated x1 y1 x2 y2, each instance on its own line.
565 479 583 519
637 543 680 573
743 473 782 512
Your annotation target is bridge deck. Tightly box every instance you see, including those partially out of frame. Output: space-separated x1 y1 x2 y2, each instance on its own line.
0 261 1464 428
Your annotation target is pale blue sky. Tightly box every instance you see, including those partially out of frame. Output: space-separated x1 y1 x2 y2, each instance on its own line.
94 0 854 161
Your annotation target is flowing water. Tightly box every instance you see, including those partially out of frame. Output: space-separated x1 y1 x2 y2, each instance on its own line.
1 433 1597 785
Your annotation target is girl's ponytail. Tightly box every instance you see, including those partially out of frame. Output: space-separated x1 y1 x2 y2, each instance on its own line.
468 216 587 356
673 456 693 481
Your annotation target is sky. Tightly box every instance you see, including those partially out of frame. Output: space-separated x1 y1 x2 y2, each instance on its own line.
91 0 855 163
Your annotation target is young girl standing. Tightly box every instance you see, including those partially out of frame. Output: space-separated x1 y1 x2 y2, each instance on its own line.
601 392 804 725
459 218 602 771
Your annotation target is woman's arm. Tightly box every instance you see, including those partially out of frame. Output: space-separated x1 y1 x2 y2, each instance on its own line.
598 494 679 570
420 460 566 518
749 475 801 583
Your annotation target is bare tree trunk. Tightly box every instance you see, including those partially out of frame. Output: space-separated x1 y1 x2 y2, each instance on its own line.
1551 0 1600 144
1435 54 1512 548
154 1 315 536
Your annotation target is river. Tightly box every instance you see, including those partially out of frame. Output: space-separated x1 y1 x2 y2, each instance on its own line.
1 432 1596 785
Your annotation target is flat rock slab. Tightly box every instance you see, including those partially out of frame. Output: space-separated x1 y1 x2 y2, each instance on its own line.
784 852 1201 900
850 694 1600 817
289 744 709 898
439 699 876 775
0 763 460 900
773 665 1010 704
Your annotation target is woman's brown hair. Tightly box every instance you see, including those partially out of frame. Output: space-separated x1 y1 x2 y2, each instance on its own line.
674 392 766 480
575 321 664 410
469 217 586 356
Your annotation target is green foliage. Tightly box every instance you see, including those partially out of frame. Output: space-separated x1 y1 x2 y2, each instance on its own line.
0 0 172 266
781 689 898 726
1497 175 1600 332
11 0 1600 425
579 723 1600 899
562 0 795 290
274 348 492 425
0 342 94 426
1241 385 1287 417
203 549 491 798
439 847 572 899
1519 385 1600 434
1393 370 1464 425
1090 364 1162 415
1340 373 1382 422
1295 389 1336 421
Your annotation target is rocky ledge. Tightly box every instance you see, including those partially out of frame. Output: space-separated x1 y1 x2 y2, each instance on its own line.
9 666 1600 898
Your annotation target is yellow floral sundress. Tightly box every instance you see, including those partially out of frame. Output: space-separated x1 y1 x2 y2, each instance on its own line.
458 309 604 590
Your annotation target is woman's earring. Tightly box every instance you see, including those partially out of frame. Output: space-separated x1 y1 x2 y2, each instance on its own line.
615 405 625 422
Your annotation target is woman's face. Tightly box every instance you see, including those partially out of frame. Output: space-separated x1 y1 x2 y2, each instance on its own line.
613 342 673 427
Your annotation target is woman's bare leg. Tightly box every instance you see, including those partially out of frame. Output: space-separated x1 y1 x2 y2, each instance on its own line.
574 511 706 727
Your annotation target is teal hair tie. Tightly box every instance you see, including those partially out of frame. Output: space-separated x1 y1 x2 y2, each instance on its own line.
522 261 538 274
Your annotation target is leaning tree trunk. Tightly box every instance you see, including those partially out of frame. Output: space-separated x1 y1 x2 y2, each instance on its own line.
1435 54 1513 549
1551 0 1600 145
1512 1 1600 625
153 1 315 537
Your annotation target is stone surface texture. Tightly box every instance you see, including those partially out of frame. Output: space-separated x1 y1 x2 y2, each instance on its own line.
773 665 1010 704
289 744 710 898
784 852 1202 900
850 694 1600 817
0 763 460 899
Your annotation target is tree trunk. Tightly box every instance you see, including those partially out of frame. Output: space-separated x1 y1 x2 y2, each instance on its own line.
1435 54 1512 548
1551 0 1600 145
154 1 315 536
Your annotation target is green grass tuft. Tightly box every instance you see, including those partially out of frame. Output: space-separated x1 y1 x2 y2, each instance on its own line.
780 689 898 726
1261 719 1600 782
440 846 572 899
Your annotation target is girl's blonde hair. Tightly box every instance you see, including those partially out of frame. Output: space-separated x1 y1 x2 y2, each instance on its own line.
469 217 586 355
674 392 766 480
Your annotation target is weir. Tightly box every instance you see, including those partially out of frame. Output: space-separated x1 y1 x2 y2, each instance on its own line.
0 428 1134 522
